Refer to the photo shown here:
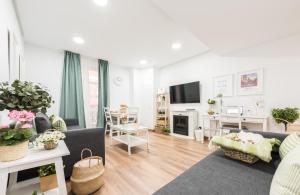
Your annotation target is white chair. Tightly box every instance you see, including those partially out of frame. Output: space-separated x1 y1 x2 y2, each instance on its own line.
104 107 119 145
128 107 139 123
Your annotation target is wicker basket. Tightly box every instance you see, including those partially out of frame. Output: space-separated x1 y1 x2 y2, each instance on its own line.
71 148 104 195
44 141 58 150
0 141 29 162
222 148 259 164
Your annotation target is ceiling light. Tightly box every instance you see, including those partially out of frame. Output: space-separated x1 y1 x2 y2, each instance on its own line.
140 60 148 65
172 42 182 50
73 37 85 44
94 0 108 7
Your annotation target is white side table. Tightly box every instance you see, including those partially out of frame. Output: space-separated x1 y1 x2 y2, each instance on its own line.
0 141 70 195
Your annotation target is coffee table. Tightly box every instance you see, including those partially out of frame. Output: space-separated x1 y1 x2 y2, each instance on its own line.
111 123 149 155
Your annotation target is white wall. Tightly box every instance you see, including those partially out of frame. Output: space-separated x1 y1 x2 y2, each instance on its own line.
158 52 300 132
24 44 132 118
132 68 155 128
0 0 24 124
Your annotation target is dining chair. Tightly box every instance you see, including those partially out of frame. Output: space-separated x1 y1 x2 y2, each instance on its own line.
104 107 119 144
128 107 139 123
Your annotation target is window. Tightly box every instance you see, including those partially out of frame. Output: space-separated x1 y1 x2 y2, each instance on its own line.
87 69 98 127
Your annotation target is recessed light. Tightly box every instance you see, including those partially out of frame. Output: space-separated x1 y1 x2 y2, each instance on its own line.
172 42 182 50
140 60 148 65
94 0 108 7
73 37 85 44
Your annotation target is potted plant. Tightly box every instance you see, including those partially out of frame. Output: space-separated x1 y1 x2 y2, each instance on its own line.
0 80 54 113
38 163 57 192
207 99 216 115
162 127 170 135
272 107 299 131
36 130 65 150
0 110 34 161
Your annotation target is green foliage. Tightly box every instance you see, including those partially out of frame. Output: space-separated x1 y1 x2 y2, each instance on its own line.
162 128 170 135
0 80 54 113
38 163 56 177
207 99 216 105
272 107 300 130
0 128 33 146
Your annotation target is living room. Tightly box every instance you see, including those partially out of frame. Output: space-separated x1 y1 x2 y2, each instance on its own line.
1 0 300 195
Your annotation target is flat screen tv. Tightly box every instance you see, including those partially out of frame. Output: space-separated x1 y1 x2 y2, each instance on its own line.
170 81 200 104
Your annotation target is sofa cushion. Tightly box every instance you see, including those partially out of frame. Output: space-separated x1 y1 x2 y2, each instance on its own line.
49 115 67 132
34 113 52 134
270 146 300 195
279 133 300 159
154 150 277 195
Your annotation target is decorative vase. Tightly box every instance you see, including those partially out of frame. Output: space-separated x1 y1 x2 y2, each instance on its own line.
0 141 29 162
40 174 58 192
44 141 58 150
208 104 215 115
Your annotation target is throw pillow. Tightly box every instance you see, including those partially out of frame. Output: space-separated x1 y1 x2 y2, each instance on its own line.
49 115 67 132
279 133 300 159
34 113 52 134
270 146 300 195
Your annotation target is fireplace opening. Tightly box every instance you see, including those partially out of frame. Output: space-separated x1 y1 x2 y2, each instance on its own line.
173 115 188 136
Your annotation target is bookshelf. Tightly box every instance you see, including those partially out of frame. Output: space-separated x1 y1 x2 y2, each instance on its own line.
155 93 169 133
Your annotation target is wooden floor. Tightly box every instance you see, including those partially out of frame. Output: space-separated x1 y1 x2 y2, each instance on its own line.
68 132 211 195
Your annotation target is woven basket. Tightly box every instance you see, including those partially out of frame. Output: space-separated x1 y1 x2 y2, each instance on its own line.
223 148 259 164
71 148 104 195
0 141 29 162
44 141 58 150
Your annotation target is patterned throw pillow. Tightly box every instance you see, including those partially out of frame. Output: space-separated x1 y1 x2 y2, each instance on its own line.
279 133 300 159
270 146 300 195
49 115 67 132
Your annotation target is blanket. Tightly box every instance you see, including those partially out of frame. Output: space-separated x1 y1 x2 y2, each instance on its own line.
210 132 281 162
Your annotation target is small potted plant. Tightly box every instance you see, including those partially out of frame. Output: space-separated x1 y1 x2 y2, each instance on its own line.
272 107 299 131
36 130 65 150
38 163 57 192
0 110 34 161
207 99 216 115
162 128 170 135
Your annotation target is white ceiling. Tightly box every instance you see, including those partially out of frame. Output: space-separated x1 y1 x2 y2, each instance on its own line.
14 0 209 68
15 0 300 68
151 0 300 55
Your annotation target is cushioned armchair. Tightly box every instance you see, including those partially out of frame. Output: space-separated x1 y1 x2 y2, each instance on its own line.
17 115 105 181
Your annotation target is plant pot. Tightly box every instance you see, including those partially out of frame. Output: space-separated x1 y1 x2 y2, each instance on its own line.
0 141 29 162
44 141 58 150
40 174 58 192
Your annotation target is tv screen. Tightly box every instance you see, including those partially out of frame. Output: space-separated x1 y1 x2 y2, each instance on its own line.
170 81 200 104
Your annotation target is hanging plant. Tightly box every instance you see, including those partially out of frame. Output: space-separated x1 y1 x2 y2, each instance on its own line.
0 80 54 113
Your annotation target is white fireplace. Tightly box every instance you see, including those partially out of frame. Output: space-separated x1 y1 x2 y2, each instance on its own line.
170 110 198 139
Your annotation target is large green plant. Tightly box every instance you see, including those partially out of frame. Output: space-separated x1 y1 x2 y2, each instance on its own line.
0 80 54 113
272 107 299 131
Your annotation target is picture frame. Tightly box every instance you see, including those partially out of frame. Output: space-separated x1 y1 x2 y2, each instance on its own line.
213 74 234 97
237 69 264 96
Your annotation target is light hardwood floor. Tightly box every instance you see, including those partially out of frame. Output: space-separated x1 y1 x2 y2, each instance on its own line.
68 132 211 195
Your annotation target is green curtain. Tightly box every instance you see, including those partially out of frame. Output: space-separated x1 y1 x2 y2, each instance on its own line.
96 59 109 128
59 51 86 128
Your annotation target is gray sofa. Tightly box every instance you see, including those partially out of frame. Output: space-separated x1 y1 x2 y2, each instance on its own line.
154 131 287 195
17 117 105 181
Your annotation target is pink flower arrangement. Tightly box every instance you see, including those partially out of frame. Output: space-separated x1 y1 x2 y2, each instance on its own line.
8 110 35 122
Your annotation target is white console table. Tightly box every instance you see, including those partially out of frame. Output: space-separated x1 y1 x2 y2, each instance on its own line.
202 114 268 139
0 141 70 195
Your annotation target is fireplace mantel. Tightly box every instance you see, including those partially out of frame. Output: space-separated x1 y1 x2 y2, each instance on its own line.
170 110 198 139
